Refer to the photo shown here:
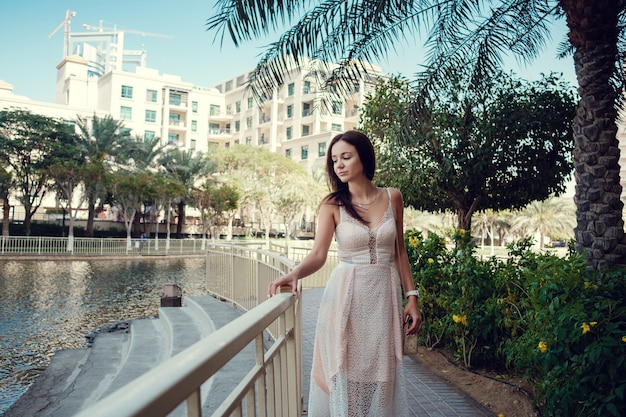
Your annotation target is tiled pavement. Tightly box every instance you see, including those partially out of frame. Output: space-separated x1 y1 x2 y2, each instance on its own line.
300 288 494 417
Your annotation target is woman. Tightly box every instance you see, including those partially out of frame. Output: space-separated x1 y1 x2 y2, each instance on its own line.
268 130 422 416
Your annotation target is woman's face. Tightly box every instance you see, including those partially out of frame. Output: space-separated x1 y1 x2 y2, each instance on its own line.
331 140 363 183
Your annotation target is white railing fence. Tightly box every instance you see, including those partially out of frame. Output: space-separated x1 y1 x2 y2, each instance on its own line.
0 235 211 256
73 241 338 417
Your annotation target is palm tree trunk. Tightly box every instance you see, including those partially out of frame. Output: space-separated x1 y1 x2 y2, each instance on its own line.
176 201 185 239
564 0 626 269
86 194 96 237
2 198 10 236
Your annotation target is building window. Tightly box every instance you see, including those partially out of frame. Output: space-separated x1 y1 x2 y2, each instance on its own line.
209 123 220 134
169 93 181 106
302 102 311 117
168 133 179 145
145 110 156 123
287 105 293 118
120 106 132 120
287 83 294 96
246 136 252 145
169 113 180 125
191 120 197 132
318 142 326 157
302 125 310 136
226 104 232 115
120 127 131 136
190 139 197 149
235 120 241 132
286 126 292 140
210 104 220 116
246 116 252 129
121 85 133 99
247 97 253 109
192 101 198 112
144 130 155 141
332 101 343 115
235 101 241 113
301 145 309 160
285 149 292 158
303 80 311 94
146 89 157 102
233 140 239 145
331 123 342 131
259 133 266 144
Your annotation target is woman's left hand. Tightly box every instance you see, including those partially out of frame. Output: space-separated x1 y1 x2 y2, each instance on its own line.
403 299 422 335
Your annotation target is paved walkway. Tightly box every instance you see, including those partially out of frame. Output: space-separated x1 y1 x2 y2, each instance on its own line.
300 288 494 416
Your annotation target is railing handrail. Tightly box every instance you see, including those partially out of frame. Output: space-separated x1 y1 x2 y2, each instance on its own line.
73 293 298 417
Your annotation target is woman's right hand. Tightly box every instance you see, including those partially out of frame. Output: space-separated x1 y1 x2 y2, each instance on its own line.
268 274 298 297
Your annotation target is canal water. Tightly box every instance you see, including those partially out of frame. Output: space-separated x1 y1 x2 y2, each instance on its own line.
0 257 208 415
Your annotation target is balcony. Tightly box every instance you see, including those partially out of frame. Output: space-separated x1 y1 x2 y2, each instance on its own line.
208 128 231 138
208 111 232 122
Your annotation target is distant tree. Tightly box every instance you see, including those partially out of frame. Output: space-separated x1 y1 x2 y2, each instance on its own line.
511 197 576 249
192 181 240 247
148 175 187 251
46 160 87 250
212 145 324 239
108 171 153 250
360 73 576 232
158 149 216 238
0 108 77 235
75 114 132 237
126 134 167 171
472 209 512 254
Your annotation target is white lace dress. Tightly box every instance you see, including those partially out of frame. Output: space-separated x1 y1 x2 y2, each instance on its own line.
307 188 408 416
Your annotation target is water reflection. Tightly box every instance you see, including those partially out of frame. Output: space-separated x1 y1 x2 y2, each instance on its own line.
0 257 207 414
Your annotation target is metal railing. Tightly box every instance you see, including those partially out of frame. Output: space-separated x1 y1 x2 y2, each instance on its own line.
73 242 337 417
0 236 212 256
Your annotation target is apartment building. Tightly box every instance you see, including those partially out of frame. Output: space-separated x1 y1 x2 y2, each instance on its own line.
213 59 383 172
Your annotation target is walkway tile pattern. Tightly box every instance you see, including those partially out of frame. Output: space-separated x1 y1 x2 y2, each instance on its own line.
301 288 494 417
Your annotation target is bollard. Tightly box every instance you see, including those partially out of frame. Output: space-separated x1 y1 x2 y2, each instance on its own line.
160 283 182 307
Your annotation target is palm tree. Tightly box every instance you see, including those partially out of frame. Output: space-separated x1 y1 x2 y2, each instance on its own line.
510 197 576 249
207 0 626 269
472 209 512 255
76 114 132 237
158 149 216 238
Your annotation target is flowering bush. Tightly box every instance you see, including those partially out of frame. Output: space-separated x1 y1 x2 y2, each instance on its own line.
404 229 626 416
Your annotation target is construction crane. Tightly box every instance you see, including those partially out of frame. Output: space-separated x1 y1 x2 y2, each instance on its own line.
82 22 173 39
48 9 77 57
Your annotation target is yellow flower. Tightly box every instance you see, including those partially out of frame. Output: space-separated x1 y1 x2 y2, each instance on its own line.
408 236 419 247
622 336 626 343
459 229 465 235
498 414 505 417
538 341 548 353
581 322 591 334
453 314 468 325
427 258 434 264
590 321 597 327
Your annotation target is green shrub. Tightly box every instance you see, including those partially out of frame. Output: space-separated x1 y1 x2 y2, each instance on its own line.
405 229 626 416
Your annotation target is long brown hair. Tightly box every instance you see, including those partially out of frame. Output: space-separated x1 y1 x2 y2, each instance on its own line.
324 130 376 224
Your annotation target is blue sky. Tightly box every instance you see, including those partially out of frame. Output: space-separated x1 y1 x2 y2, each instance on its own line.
1 1 577 103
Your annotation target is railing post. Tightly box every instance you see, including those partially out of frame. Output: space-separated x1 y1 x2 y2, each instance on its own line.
186 389 201 417
255 333 268 417
284 302 300 416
